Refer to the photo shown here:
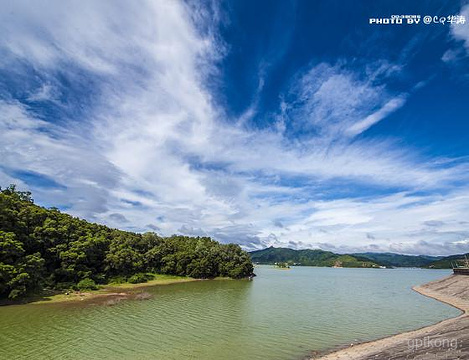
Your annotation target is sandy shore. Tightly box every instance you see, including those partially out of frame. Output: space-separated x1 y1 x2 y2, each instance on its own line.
313 274 469 360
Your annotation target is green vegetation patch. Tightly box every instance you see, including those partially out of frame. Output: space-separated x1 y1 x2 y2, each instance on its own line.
128 273 154 284
76 278 98 291
0 185 254 300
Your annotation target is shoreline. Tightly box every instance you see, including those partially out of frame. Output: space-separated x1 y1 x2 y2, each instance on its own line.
313 275 469 359
1 275 240 307
0 276 202 306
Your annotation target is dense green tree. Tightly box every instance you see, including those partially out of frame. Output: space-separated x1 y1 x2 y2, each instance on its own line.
0 186 254 299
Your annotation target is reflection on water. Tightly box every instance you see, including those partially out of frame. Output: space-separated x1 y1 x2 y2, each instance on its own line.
0 267 459 360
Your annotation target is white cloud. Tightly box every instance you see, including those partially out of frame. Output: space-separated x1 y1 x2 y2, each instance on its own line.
346 96 406 136
27 83 59 102
284 62 403 139
451 5 469 52
0 0 468 255
0 100 121 217
262 190 469 255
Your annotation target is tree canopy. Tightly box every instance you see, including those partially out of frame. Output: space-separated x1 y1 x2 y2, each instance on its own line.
249 246 381 268
0 185 254 299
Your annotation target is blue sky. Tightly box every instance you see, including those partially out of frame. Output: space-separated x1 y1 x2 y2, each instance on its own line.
0 0 469 255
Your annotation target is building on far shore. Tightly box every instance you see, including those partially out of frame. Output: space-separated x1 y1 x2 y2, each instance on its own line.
453 256 469 275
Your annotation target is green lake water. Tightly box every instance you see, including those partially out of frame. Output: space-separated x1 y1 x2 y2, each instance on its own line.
0 266 460 360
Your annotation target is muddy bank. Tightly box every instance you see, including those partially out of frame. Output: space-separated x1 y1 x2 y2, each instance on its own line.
0 277 199 306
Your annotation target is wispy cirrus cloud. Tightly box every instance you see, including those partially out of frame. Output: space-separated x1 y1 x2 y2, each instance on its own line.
282 62 406 139
346 96 406 137
0 0 468 255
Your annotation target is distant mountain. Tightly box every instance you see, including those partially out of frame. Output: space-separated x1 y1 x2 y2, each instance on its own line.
250 247 469 269
354 252 442 268
249 247 381 268
426 253 469 269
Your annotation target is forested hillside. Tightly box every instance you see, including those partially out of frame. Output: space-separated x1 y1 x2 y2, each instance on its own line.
0 186 254 299
250 246 380 268
426 253 469 269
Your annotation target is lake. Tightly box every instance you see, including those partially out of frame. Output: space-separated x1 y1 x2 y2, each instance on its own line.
0 266 460 360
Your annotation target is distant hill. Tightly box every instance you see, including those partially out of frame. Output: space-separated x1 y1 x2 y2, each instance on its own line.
250 247 469 269
354 252 442 268
249 247 381 268
426 253 469 269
